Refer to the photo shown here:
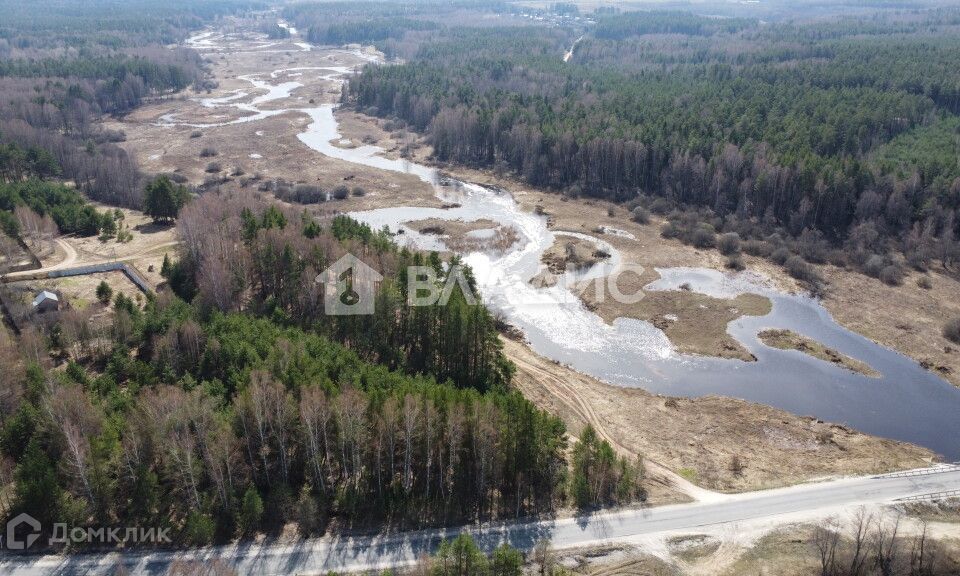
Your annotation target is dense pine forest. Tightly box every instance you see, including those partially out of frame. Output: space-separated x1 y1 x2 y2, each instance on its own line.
318 3 960 287
0 0 261 208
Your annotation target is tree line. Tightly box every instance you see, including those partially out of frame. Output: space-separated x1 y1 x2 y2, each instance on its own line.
344 7 960 284
0 141 121 240
0 0 255 208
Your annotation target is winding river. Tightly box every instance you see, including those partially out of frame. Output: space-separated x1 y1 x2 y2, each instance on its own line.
170 29 960 460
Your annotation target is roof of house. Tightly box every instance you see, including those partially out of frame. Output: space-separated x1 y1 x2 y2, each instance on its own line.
32 290 59 307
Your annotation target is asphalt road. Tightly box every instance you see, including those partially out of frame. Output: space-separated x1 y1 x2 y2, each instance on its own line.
3 467 958 575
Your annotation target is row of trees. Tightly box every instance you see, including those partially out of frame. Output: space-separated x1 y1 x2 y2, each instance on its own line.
813 510 948 576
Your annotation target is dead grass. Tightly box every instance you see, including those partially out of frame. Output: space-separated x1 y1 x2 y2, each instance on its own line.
540 235 609 274
503 337 934 493
578 267 771 361
667 535 721 564
355 107 960 386
407 217 519 253
105 43 440 214
716 526 817 576
7 271 143 311
759 329 880 377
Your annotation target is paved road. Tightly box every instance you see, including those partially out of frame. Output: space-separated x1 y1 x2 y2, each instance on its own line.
3 467 958 575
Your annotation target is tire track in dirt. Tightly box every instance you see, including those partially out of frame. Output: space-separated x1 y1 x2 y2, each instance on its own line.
504 338 721 503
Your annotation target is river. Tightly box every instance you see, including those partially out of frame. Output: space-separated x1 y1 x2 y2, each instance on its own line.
169 28 960 460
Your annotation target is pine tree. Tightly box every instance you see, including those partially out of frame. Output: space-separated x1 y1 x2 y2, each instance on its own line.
96 280 113 304
238 486 264 534
143 175 188 223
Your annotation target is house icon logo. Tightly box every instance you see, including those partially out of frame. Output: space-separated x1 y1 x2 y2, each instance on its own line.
316 253 382 315
5 513 41 550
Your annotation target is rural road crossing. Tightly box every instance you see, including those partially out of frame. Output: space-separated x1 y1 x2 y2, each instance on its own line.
2 466 958 575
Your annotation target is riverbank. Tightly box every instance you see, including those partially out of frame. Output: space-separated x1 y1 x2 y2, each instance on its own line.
104 21 953 476
336 109 960 388
502 337 934 494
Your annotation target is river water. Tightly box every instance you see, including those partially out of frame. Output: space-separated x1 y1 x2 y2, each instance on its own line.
171 29 960 459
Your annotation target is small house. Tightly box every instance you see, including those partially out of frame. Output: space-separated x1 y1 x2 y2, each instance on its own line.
32 290 60 313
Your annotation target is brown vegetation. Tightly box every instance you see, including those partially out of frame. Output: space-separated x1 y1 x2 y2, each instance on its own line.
578 266 771 362
759 329 881 377
540 235 609 274
503 338 933 493
408 218 519 253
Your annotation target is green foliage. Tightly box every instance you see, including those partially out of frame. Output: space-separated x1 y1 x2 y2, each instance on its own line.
594 10 755 39
873 114 960 185
238 487 264 535
570 425 644 509
490 543 524 576
181 510 216 546
143 175 189 223
13 440 63 526
0 142 60 180
0 179 112 237
345 8 960 263
96 280 114 304
312 17 438 46
1 403 39 460
434 534 489 576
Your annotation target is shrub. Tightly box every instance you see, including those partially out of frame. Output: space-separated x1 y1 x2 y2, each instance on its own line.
238 487 264 534
631 206 650 224
863 254 885 278
718 232 741 255
743 240 772 257
827 250 848 268
649 197 673 215
607 207 616 218
944 318 960 344
199 147 218 157
725 254 745 271
205 162 222 173
797 228 829 263
785 255 816 282
190 131 203 139
879 265 903 286
691 227 715 249
181 511 215 546
770 247 792 265
351 186 366 197
660 221 681 239
332 185 350 200
917 276 932 290
96 281 113 304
